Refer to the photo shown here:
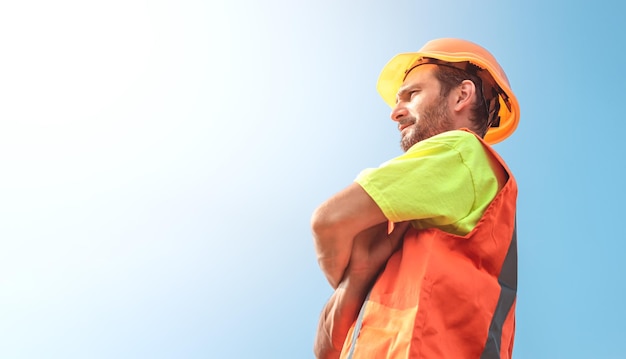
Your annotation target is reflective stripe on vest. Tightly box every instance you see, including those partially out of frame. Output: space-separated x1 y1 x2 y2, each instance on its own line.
481 220 517 359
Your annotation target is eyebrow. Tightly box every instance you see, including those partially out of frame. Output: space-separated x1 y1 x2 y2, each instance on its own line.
396 84 422 101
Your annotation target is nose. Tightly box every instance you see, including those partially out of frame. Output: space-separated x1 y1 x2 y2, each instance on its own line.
390 103 408 122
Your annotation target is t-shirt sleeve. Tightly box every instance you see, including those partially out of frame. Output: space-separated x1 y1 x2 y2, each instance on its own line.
355 133 476 227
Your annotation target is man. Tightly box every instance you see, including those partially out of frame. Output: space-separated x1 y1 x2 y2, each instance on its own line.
311 38 520 359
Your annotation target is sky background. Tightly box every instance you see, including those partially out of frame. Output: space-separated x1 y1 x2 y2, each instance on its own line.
1 0 625 358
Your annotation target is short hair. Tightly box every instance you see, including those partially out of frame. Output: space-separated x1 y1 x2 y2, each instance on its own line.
432 63 492 137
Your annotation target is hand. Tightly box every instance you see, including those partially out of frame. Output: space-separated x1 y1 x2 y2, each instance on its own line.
346 221 411 283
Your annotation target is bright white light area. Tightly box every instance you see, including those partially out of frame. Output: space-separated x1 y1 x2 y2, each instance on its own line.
0 4 237 355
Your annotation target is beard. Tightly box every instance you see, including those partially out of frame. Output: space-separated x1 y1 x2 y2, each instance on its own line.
400 96 454 152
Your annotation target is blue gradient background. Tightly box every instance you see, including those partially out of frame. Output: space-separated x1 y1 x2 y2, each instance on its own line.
1 1 624 358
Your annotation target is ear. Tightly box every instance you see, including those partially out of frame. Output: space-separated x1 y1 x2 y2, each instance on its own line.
452 80 476 112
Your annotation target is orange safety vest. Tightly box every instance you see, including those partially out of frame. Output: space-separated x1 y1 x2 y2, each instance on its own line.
340 135 518 359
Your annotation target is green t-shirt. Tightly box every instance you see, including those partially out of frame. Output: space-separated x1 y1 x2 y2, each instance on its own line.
355 130 505 236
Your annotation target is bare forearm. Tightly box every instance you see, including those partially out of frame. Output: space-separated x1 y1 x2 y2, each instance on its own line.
312 210 373 288
313 222 410 358
313 229 353 289
311 203 363 288
314 223 388 288
311 183 389 288
313 274 374 359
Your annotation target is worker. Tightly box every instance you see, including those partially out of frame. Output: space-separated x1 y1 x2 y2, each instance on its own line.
311 38 520 359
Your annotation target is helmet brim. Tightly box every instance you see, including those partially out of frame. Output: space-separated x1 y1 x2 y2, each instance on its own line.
377 51 520 144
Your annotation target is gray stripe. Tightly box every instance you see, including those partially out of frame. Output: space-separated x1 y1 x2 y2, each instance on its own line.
346 292 371 359
481 221 518 359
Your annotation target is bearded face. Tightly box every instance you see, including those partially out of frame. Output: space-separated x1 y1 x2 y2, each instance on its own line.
399 94 454 152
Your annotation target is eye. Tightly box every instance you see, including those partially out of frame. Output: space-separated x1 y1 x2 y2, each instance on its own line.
396 88 421 103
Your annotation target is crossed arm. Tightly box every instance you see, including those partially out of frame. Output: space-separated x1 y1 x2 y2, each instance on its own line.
311 182 410 358
311 182 389 288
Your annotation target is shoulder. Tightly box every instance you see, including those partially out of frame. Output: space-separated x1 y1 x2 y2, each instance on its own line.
405 130 503 187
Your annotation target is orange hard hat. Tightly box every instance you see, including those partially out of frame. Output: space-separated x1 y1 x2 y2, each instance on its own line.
377 38 520 144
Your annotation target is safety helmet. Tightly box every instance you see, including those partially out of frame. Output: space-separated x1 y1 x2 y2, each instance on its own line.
377 38 520 144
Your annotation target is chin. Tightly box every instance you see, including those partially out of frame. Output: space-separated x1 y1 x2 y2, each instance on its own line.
400 137 416 152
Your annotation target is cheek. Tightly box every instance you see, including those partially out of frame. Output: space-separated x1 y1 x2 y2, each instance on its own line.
406 100 423 118
412 95 439 118
409 95 433 114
